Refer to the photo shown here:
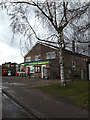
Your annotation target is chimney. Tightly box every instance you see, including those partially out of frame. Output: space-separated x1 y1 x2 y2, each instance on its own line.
88 44 90 57
72 40 75 52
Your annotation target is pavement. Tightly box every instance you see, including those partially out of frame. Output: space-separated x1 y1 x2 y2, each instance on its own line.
2 93 32 118
2 76 88 119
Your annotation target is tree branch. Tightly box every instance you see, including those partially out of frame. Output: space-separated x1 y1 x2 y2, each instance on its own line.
54 2 57 27
25 17 58 44
46 0 53 22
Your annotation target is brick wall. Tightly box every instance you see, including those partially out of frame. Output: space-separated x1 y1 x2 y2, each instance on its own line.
24 43 58 62
63 50 88 80
50 59 59 79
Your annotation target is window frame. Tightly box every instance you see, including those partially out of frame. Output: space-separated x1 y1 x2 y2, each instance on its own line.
35 55 41 61
46 51 56 59
35 66 41 73
25 57 31 62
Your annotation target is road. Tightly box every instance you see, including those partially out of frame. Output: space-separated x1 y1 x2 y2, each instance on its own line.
2 76 58 119
2 76 60 119
2 76 88 118
2 93 33 118
2 76 60 88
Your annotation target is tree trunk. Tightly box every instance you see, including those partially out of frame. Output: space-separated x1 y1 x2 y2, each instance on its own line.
59 32 66 87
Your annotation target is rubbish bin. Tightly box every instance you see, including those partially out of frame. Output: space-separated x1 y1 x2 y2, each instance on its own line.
7 70 11 76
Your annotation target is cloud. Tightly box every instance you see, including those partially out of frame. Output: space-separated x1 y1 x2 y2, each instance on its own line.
0 9 21 48
0 10 23 65
0 42 23 65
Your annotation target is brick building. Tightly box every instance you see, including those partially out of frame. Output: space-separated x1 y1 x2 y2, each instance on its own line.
2 62 17 76
17 42 90 80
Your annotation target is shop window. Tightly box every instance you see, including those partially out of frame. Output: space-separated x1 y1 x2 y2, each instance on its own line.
35 66 41 73
26 57 31 62
30 66 34 73
35 55 41 61
46 52 56 59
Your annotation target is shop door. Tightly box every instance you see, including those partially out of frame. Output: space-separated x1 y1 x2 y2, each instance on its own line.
43 67 46 78
43 68 50 79
42 65 46 78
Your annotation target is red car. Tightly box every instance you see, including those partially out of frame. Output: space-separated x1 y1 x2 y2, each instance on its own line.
56 74 61 79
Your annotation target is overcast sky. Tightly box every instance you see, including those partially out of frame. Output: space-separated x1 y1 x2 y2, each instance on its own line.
0 9 24 65
0 1 89 66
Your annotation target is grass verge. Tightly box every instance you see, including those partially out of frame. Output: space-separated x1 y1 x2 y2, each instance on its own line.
36 81 89 110
70 92 89 110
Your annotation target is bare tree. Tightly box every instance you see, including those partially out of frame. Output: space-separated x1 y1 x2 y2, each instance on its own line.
1 0 90 86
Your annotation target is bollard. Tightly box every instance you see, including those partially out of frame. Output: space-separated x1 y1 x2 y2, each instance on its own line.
19 73 20 76
16 72 17 76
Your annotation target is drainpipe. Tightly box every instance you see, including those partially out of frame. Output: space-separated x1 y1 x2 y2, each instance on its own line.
88 44 90 57
72 40 75 53
72 40 75 81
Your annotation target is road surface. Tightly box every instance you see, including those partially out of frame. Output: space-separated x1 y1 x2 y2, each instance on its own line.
2 93 33 118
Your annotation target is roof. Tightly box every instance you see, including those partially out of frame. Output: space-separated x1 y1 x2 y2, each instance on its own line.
24 41 90 59
2 62 17 65
24 41 59 58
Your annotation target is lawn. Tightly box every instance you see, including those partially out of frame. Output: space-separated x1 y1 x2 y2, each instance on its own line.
70 92 89 110
36 81 89 110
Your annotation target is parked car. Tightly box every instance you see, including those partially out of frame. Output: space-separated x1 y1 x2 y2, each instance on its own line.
56 74 61 79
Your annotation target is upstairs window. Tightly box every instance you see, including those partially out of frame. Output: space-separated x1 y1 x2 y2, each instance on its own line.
11 65 15 67
26 57 31 62
46 52 56 59
35 55 41 61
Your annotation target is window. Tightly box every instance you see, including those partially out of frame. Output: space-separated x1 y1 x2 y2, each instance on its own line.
35 66 41 73
35 55 41 61
7 65 10 67
11 65 14 67
30 66 34 73
26 57 31 62
72 61 76 70
46 52 51 59
6 64 10 67
46 52 56 59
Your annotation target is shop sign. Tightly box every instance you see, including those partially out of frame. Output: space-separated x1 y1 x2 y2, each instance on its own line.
18 61 50 66
27 61 50 65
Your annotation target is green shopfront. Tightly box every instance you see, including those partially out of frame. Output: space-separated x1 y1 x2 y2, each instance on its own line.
16 60 50 78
